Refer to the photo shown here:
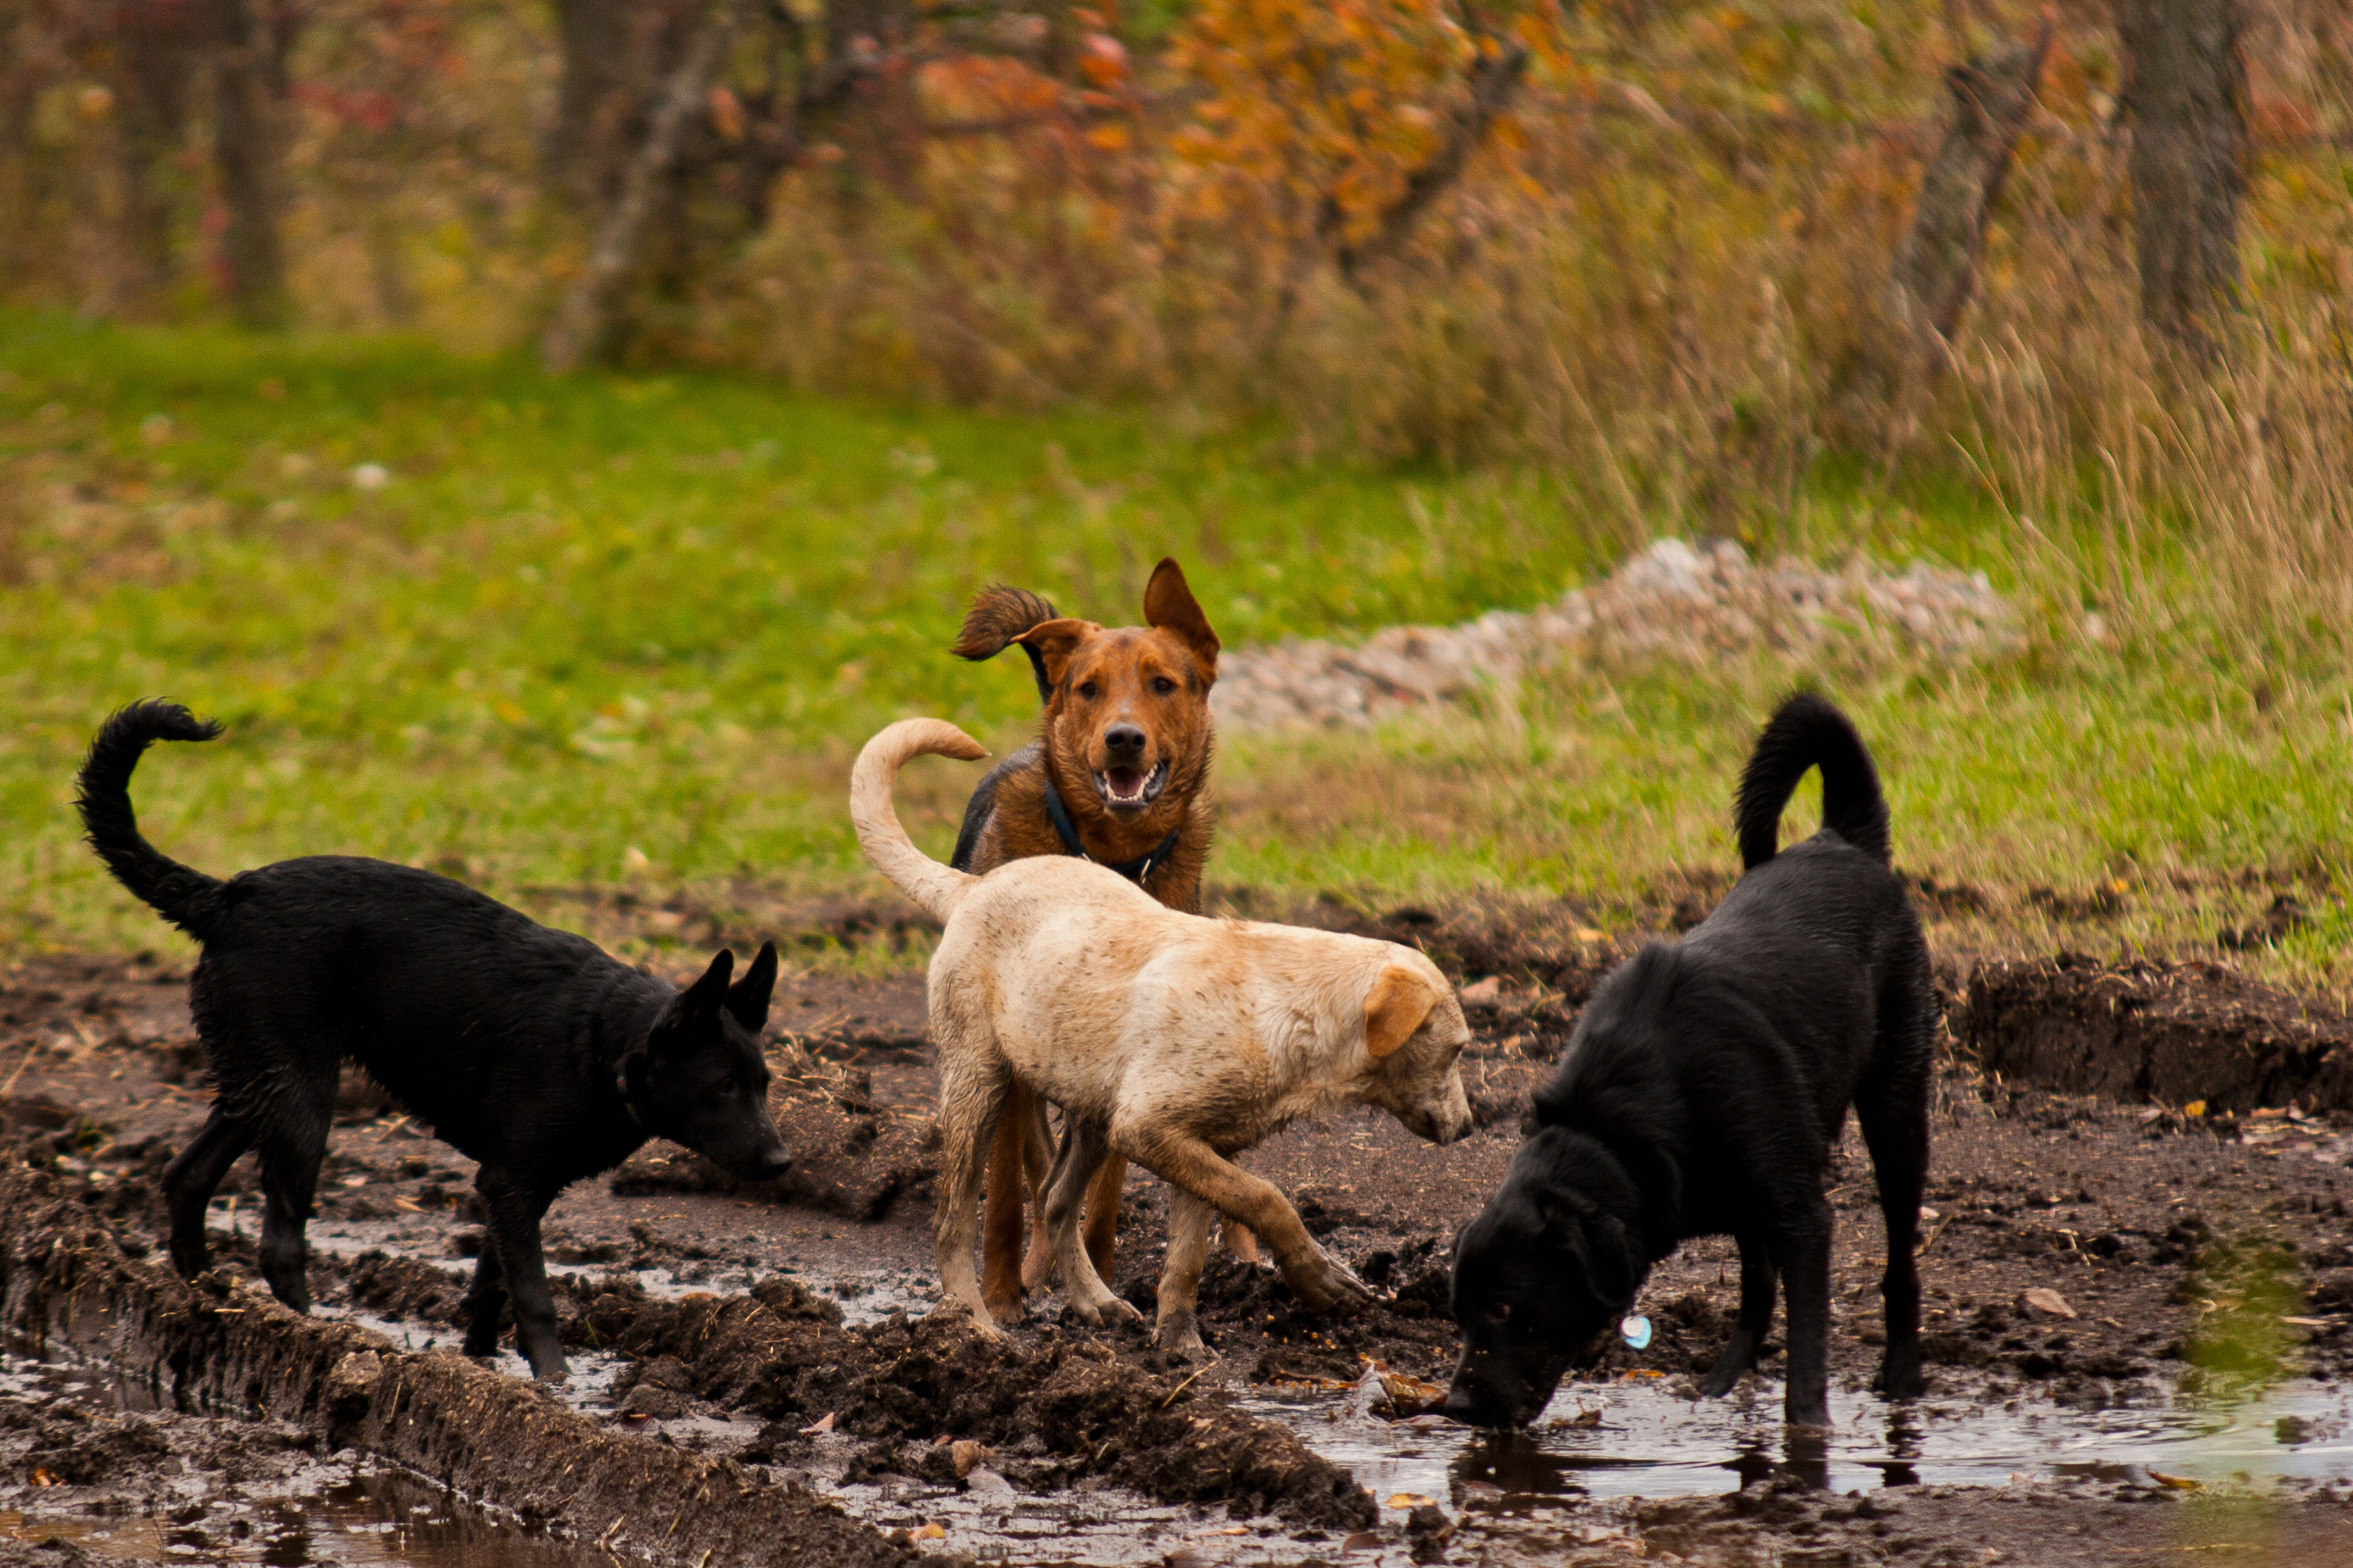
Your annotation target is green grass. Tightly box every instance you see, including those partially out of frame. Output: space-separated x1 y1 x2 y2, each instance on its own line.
5 313 2350 999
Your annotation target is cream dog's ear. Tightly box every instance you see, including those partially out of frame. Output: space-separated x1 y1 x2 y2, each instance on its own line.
1365 964 1441 1059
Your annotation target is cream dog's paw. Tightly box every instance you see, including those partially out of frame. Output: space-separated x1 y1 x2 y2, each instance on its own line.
932 1299 1009 1340
1284 1246 1374 1312
1062 1292 1145 1329
1154 1311 1211 1359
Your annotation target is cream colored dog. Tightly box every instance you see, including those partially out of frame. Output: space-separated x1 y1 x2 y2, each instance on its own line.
853 718 1475 1351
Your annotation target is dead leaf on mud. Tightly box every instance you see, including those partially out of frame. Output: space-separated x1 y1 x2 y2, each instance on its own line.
1457 976 1502 1006
2149 1469 2203 1490
2020 1287 2078 1319
1341 1533 1384 1552
1374 1370 1444 1418
948 1439 990 1477
1386 1492 1437 1508
801 1411 836 1434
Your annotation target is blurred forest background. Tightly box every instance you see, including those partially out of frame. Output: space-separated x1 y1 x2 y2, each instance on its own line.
6 3 2349 523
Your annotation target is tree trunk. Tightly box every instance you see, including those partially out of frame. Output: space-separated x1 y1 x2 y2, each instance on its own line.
540 0 749 374
551 0 638 211
1329 41 1530 284
211 0 293 327
112 0 203 304
1882 18 2053 383
2119 0 2248 356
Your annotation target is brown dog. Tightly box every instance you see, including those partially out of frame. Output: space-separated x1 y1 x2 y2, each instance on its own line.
947 557 1237 1324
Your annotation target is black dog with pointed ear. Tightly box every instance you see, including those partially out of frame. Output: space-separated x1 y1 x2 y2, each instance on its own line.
1447 693 1935 1430
75 700 793 1383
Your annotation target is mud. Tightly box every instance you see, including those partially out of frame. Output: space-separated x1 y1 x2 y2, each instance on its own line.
6 945 2353 1564
1962 954 2353 1114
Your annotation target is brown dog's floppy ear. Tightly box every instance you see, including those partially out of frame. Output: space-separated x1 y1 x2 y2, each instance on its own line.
1142 557 1220 683
952 585 1061 702
1011 618 1100 694
1364 964 1440 1059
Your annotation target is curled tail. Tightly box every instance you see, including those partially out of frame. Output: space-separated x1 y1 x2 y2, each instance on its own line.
1734 693 1891 870
851 719 990 922
76 700 228 938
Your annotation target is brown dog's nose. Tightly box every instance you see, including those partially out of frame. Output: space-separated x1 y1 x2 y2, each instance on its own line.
1104 723 1147 757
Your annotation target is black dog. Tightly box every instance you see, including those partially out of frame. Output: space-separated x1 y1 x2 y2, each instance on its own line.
76 700 792 1381
1445 693 1932 1429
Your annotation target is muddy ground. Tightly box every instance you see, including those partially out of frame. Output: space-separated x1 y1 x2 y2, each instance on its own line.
2 925 2352 1566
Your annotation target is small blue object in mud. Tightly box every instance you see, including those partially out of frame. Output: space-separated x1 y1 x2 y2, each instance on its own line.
1620 1314 1652 1351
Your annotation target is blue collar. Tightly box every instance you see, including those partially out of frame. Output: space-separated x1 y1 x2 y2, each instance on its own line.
1040 770 1183 885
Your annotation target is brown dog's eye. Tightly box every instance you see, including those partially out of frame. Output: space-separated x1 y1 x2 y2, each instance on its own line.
1077 682 1099 699
1151 676 1176 696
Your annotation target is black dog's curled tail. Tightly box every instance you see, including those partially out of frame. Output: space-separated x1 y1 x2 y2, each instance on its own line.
951 584 1061 702
1734 692 1891 869
76 700 228 939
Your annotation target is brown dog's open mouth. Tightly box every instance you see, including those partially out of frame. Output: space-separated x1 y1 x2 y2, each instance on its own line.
1095 760 1169 811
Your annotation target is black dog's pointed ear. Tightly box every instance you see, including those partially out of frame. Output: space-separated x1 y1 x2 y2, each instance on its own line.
727 942 778 1033
662 949 734 1038
952 585 1062 703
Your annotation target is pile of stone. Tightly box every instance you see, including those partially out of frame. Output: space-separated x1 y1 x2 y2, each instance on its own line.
1209 538 2014 732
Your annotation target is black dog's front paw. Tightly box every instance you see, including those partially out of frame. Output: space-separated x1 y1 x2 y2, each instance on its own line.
1873 1349 1924 1401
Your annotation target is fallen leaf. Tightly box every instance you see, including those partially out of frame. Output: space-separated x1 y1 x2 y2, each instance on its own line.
1342 1534 1384 1553
2019 1287 2077 1319
912 1522 946 1540
1387 1493 1437 1509
2149 1470 2202 1490
1457 976 1502 1005
800 1412 836 1434
29 1467 58 1487
2184 1100 2208 1119
1618 1368 1665 1380
1377 1370 1444 1417
949 1439 990 1478
1575 928 1606 942
618 1412 654 1428
1918 1206 1941 1221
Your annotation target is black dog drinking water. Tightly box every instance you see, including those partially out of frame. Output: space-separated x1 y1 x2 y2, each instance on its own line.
1445 693 1933 1428
76 700 793 1380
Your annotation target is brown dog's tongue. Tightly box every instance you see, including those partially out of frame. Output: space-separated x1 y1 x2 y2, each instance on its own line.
1107 768 1144 798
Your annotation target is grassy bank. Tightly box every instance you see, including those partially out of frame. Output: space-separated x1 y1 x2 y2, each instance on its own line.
4 316 2349 997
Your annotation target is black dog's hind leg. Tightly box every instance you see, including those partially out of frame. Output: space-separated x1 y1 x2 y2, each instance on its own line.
1697 1231 1777 1397
1857 1051 1930 1400
477 1168 565 1379
1774 1193 1836 1428
252 1081 335 1312
461 1232 509 1359
163 1104 254 1279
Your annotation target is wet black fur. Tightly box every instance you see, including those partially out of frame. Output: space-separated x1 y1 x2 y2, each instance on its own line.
1446 693 1932 1429
76 700 792 1380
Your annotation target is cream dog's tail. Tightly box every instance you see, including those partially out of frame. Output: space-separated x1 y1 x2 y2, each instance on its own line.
851 719 989 922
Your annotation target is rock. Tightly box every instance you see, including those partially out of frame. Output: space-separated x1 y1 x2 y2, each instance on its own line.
1210 538 2015 731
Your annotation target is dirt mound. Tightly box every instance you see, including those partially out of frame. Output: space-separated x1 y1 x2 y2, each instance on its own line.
576 1285 1376 1528
1959 954 2353 1112
612 1046 938 1220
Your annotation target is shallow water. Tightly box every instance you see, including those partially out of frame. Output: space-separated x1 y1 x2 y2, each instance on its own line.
1242 1373 2353 1504
3 1471 605 1568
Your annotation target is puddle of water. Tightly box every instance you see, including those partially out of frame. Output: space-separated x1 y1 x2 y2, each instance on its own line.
297 1211 938 1328
3 1471 612 1568
1241 1375 2353 1505
0 1354 612 1568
